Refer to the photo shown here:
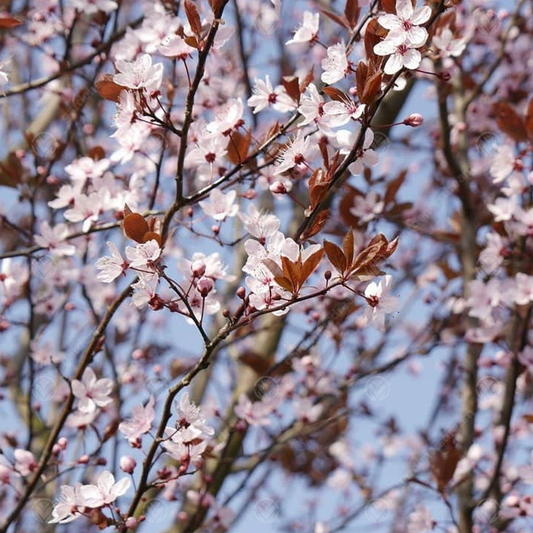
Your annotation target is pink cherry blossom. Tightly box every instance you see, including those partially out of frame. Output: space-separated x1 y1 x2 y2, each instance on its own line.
13 449 37 476
49 484 86 524
96 241 130 283
80 471 131 508
159 35 195 60
34 221 76 256
125 240 161 272
199 189 238 221
72 367 113 413
119 396 155 444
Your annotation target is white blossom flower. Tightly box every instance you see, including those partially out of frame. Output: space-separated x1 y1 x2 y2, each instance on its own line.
199 189 238 221
114 53 164 92
34 221 76 256
321 42 349 84
286 11 319 45
350 191 384 223
247 75 296 114
49 484 86 524
80 471 131 508
72 367 113 413
274 131 312 175
362 275 399 331
125 240 161 271
373 40 422 75
377 0 432 46
96 241 129 283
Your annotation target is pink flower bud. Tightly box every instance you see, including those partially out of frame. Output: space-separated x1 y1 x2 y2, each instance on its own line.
404 113 424 127
191 259 206 277
57 437 68 450
77 454 90 464
269 181 287 194
236 287 246 299
132 349 144 360
125 516 138 529
197 277 214 297
120 456 137 474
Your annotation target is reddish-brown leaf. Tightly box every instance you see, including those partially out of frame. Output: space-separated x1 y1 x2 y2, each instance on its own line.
380 0 396 13
351 263 384 281
274 276 295 293
300 67 315 93
318 138 330 169
324 240 347 274
309 169 330 210
364 19 383 64
281 256 302 292
323 86 349 102
208 0 227 15
361 70 382 105
302 209 329 240
142 231 163 247
339 186 364 227
384 169 407 205
430 434 461 494
320 8 350 29
344 0 360 28
301 249 325 285
355 61 368 99
350 243 381 275
0 152 23 188
493 102 528 142
96 75 125 103
343 230 355 266
282 76 301 104
0 16 22 28
184 35 199 49
184 0 203 37
227 130 252 164
123 213 150 243
525 97 533 141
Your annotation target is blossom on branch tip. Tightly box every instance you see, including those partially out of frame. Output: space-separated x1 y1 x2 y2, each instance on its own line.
377 0 431 47
247 75 296 114
362 275 399 331
286 11 320 45
49 484 86 524
321 42 349 84
119 396 155 445
274 131 313 175
373 39 422 75
114 53 163 92
71 367 113 414
80 471 131 508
